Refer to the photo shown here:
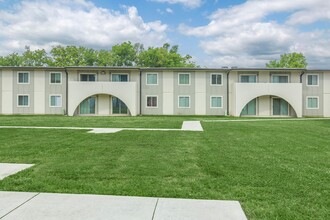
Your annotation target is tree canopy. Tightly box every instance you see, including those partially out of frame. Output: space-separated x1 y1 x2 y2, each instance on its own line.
266 52 308 68
0 42 197 67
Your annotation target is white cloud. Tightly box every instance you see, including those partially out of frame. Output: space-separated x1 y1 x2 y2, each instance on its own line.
166 8 174 14
180 0 330 68
151 0 203 9
0 0 168 55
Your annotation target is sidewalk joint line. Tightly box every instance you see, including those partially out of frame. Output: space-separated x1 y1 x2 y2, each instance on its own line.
0 192 40 219
151 198 159 220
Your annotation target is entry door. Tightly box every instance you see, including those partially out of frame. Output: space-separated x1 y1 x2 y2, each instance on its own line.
241 99 256 116
273 98 288 115
112 97 128 114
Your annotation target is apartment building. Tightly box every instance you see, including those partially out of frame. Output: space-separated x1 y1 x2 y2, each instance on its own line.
0 66 329 117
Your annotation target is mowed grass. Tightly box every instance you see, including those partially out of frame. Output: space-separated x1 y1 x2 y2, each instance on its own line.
0 116 329 220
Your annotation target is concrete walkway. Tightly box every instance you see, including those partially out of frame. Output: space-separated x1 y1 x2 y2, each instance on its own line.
0 163 34 180
0 121 203 134
0 191 247 220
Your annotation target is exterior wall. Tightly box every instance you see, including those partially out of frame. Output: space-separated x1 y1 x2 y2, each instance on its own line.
302 71 324 116
141 71 163 115
205 71 227 115
0 70 2 114
323 71 330 117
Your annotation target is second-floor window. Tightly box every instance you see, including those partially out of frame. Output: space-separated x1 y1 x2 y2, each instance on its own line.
112 74 128 82
240 75 257 83
307 74 318 86
146 73 158 85
50 72 61 84
80 74 96 81
211 74 222 85
178 73 190 85
18 72 29 84
272 75 288 83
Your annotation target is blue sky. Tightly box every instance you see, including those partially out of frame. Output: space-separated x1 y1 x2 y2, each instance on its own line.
0 0 329 68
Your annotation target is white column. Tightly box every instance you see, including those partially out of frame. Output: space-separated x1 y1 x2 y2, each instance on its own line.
34 71 45 114
1 71 13 114
323 73 330 117
163 71 174 115
195 72 206 115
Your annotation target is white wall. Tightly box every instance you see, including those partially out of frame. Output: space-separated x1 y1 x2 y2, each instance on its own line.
34 71 45 114
1 70 13 114
162 71 174 115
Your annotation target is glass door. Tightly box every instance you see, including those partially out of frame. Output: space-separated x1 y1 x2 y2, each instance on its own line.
112 97 128 114
79 97 96 114
273 98 289 115
241 99 256 116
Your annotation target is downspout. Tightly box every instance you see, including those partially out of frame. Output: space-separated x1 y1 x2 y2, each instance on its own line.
139 70 142 116
300 70 305 83
226 70 231 116
65 68 69 116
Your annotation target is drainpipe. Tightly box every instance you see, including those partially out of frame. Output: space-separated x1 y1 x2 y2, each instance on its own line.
226 70 231 116
139 70 142 115
65 68 69 116
300 70 305 83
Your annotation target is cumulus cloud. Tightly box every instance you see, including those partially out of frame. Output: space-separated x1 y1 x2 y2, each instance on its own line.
0 0 168 55
151 0 203 9
180 0 330 68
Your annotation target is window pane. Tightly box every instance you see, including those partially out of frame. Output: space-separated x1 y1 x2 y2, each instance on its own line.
308 98 318 108
50 96 61 107
179 74 189 84
211 74 222 85
308 75 318 85
112 74 128 82
179 97 189 107
51 73 61 83
80 97 95 114
112 97 128 114
273 75 288 83
147 96 157 107
147 74 157 84
241 75 256 83
18 96 28 106
211 97 222 108
273 98 288 115
19 72 29 83
241 99 256 115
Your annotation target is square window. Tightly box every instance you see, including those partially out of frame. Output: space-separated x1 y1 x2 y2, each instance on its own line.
178 96 190 108
146 96 157 107
178 73 190 85
211 74 222 85
50 95 62 107
18 95 29 106
50 73 61 84
307 74 318 86
307 97 318 109
18 72 29 83
211 96 222 108
146 73 158 85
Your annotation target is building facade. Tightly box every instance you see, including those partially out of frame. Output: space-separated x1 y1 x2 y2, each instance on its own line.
0 66 329 117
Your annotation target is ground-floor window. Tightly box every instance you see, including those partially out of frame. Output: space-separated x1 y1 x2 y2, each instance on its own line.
80 96 96 114
112 97 128 114
50 95 62 107
307 97 319 109
241 98 256 115
178 96 190 108
18 95 29 107
273 98 289 115
210 96 222 108
146 96 158 108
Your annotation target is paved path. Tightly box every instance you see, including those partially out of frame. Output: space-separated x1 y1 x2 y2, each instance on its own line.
0 191 247 220
0 121 203 134
0 163 34 180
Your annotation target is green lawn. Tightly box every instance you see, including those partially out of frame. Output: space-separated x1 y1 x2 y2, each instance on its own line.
0 116 329 220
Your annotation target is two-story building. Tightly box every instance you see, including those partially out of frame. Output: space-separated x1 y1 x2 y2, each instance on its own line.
0 66 329 117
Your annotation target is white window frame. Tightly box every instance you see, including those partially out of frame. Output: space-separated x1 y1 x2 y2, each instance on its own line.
178 73 191 85
49 72 62 84
49 94 62 108
178 96 190 108
79 73 97 82
239 74 257 83
271 74 289 83
17 94 29 107
17 72 30 84
146 73 158 85
146 95 158 108
210 96 223 108
306 96 319 109
210 73 223 86
111 73 129 82
306 74 319 87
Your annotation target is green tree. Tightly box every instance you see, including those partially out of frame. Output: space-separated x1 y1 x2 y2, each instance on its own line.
266 52 308 68
137 43 196 67
22 48 52 66
0 52 23 66
111 41 137 66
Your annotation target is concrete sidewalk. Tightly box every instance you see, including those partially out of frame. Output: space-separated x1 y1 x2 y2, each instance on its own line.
0 191 247 220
